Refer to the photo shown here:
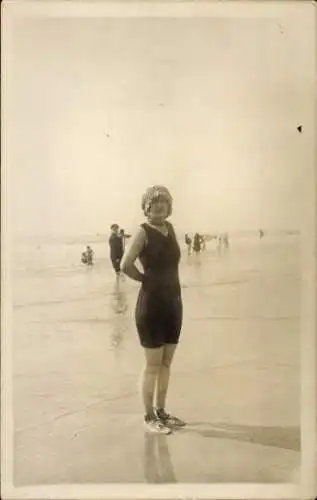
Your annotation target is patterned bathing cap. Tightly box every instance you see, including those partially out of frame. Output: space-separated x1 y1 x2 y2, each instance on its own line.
141 185 173 216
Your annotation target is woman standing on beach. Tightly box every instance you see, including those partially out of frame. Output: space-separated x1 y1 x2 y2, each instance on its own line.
121 185 185 434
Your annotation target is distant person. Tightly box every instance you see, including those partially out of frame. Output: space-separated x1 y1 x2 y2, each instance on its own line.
109 224 124 278
86 245 94 265
193 233 201 254
259 229 264 239
217 235 222 253
185 233 192 255
81 246 94 265
212 234 218 249
121 185 185 434
200 235 206 251
223 233 229 249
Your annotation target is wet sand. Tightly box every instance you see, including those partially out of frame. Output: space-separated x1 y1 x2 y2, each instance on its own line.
12 237 300 484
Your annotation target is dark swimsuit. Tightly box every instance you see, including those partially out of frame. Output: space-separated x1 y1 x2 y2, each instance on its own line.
135 222 183 348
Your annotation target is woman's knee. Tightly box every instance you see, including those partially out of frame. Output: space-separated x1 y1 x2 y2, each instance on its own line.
162 343 177 368
161 359 172 370
143 347 163 373
144 362 161 375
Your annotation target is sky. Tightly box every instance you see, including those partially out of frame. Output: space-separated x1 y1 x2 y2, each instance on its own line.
5 8 315 238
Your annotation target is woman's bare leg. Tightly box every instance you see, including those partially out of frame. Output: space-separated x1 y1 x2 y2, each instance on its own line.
141 347 163 417
155 343 177 410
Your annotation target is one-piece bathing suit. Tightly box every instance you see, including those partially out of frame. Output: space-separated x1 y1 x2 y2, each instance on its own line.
135 222 183 348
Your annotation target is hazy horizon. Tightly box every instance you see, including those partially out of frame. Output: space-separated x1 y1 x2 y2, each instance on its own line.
6 13 315 238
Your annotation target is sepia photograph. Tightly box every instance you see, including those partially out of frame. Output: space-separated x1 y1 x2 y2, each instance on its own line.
1 1 316 499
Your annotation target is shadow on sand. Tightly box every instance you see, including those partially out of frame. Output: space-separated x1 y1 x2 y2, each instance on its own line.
176 422 300 451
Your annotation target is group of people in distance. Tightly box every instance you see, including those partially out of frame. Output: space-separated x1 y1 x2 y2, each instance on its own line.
82 227 231 269
185 232 229 256
184 233 205 256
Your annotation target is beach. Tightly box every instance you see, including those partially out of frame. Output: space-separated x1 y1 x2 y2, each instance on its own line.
12 233 300 484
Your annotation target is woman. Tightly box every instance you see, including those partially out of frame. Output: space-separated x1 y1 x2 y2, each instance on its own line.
121 185 185 434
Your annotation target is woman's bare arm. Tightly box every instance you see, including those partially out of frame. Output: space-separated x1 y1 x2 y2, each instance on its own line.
120 227 147 282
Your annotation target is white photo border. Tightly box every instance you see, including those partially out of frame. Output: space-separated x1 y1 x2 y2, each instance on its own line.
1 1 316 499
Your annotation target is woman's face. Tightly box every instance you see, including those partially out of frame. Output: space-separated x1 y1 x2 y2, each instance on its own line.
147 199 169 224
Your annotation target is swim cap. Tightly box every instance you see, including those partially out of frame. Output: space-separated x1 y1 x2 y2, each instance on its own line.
141 185 173 216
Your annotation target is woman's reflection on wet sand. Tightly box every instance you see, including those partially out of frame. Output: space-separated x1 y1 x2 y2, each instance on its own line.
144 433 177 483
112 279 128 313
110 279 128 349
